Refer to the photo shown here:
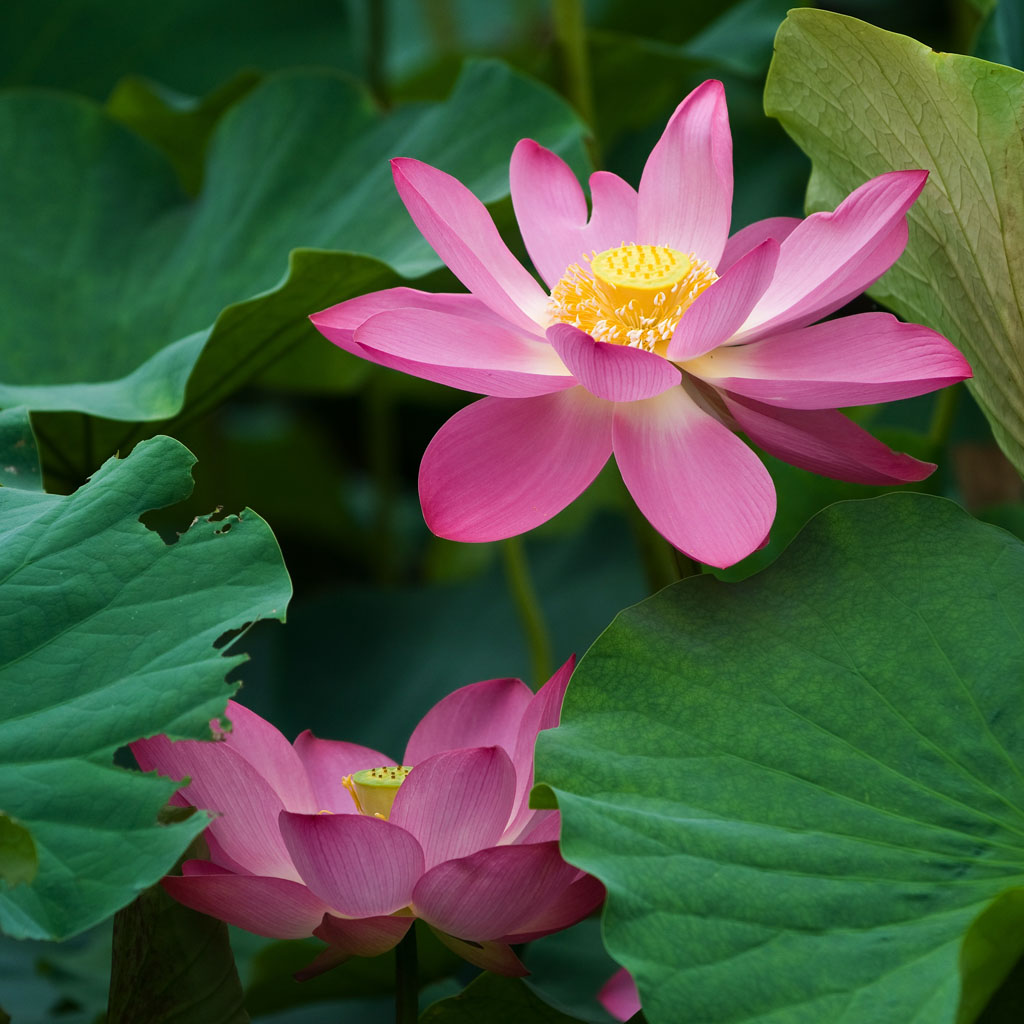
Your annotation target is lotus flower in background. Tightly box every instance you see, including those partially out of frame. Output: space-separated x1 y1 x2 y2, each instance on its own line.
599 968 641 1022
311 79 970 569
131 658 602 978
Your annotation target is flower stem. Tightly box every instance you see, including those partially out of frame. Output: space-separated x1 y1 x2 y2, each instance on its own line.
423 0 458 55
502 536 554 688
394 924 418 1024
928 382 962 452
552 0 599 164
367 376 398 585
673 546 700 580
626 496 702 589
365 0 389 107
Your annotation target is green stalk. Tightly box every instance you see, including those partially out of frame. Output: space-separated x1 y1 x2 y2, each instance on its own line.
366 0 389 107
367 376 398 585
620 469 701 589
672 545 700 580
423 0 458 54
502 535 554 688
552 0 599 164
394 924 418 1024
632 508 700 589
928 382 962 453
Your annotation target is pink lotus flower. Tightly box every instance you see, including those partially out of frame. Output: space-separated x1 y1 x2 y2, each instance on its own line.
311 80 970 568
131 659 601 978
599 968 641 1022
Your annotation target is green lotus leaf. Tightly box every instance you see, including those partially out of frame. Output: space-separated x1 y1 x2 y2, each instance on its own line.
0 817 36 889
0 60 586 424
106 72 262 195
537 492 1024 1023
765 9 1024 477
0 435 291 940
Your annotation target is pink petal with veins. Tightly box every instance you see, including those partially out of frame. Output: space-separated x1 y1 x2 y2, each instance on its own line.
694 313 971 409
505 809 562 846
216 700 316 813
310 289 512 360
429 931 528 977
498 873 605 942
419 389 614 542
279 811 424 918
181 859 231 876
585 171 639 254
668 239 779 361
131 735 299 880
293 732 393 815
717 216 800 274
390 747 517 870
736 171 927 341
314 913 413 957
510 140 639 288
510 139 591 289
613 387 775 568
404 676 532 765
355 308 574 397
505 657 575 835
392 158 549 331
161 872 327 939
638 80 733 265
412 841 583 941
723 393 936 484
547 324 680 401
600 968 642 1022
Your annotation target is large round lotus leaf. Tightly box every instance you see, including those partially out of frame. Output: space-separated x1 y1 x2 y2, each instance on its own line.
536 492 1024 1024
765 9 1024 479
0 436 291 940
0 60 586 420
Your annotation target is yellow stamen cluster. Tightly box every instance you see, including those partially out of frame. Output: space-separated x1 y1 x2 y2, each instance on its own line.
549 243 718 356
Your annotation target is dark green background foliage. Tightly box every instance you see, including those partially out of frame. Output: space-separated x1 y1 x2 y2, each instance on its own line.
2 1 1023 1022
